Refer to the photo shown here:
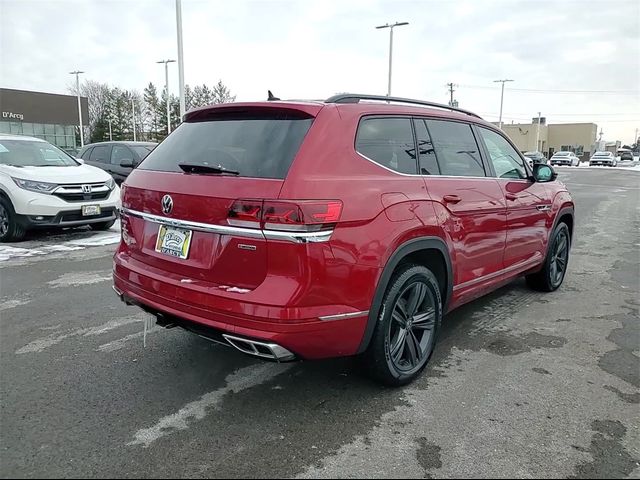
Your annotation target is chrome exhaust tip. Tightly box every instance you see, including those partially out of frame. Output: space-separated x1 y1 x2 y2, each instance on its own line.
223 334 296 362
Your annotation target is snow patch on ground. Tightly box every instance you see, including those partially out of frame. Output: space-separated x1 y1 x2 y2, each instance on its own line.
48 271 113 288
0 297 31 312
15 314 146 354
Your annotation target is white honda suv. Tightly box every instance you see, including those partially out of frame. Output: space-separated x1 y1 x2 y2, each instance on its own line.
0 135 120 242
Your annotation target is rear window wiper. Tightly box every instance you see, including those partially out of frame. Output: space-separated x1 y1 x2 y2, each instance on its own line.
178 163 240 176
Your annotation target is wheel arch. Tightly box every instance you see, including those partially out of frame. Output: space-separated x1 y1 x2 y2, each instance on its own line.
357 236 453 354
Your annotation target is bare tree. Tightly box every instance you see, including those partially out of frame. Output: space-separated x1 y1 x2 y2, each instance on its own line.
68 80 111 141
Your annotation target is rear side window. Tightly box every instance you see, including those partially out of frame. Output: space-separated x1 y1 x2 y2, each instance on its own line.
139 113 314 179
355 117 417 174
425 120 485 177
89 145 110 163
414 119 440 175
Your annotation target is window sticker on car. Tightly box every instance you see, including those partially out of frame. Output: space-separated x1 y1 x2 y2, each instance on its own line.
0 143 9 153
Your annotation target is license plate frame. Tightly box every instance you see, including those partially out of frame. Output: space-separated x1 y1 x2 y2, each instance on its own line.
155 224 193 260
82 205 101 216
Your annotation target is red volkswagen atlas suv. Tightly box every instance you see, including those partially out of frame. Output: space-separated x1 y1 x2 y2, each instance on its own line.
113 94 574 385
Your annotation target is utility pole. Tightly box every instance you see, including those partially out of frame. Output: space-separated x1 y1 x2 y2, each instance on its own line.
446 82 458 107
69 70 85 147
376 22 409 97
535 111 541 152
176 0 186 119
132 98 137 142
494 79 514 129
157 59 176 134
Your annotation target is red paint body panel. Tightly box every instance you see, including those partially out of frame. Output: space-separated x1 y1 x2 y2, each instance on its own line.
113 99 573 360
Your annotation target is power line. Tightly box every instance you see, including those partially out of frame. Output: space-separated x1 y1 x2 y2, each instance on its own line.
461 84 639 95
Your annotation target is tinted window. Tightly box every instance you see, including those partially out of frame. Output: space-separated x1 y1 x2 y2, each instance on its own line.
80 146 93 160
414 119 439 175
89 145 110 163
139 114 313 179
478 127 527 179
356 117 417 174
425 120 485 177
111 145 133 165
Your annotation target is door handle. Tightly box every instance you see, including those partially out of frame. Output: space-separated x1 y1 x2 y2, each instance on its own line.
505 193 518 201
443 194 462 204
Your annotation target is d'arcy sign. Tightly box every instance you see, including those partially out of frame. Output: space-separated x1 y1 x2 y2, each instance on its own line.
2 111 24 121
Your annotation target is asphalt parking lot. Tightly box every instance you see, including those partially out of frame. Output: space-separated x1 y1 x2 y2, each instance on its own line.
1 167 638 479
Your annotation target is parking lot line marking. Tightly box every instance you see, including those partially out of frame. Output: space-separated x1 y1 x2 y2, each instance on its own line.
15 314 146 354
127 363 292 448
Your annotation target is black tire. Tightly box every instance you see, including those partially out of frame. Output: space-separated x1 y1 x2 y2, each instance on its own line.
0 197 26 242
526 222 570 292
88 219 116 231
364 264 442 387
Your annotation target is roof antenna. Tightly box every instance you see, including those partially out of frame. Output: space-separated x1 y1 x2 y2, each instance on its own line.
267 90 280 101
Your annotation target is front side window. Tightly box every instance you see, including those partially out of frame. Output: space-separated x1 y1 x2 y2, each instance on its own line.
89 145 111 163
414 119 440 175
478 127 527 179
425 120 485 177
111 145 133 165
356 117 417 174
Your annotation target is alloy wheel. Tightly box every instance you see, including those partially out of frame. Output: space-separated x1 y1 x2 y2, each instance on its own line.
550 230 569 286
0 204 9 237
388 280 437 372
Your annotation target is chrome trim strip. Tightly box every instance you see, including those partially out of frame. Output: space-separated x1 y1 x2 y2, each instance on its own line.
318 310 370 321
121 208 334 243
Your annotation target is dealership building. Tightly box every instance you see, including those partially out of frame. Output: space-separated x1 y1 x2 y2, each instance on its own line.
0 88 88 151
498 118 598 159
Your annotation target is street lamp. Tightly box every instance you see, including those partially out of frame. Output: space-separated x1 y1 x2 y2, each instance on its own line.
376 21 409 97
493 79 514 129
157 59 176 134
176 0 186 119
69 70 85 147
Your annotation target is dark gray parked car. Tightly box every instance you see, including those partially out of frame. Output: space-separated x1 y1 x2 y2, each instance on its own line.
78 141 157 184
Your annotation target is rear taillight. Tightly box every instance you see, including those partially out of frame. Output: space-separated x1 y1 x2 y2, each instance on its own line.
227 199 262 228
227 199 342 232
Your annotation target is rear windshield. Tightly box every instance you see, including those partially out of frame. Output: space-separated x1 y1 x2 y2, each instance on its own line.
138 113 314 179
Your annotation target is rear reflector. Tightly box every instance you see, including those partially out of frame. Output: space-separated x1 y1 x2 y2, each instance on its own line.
228 199 342 232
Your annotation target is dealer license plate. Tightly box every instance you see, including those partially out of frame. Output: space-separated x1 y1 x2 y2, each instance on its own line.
155 225 192 260
82 205 101 216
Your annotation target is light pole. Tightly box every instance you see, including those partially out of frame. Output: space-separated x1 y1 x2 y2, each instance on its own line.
157 59 176 134
69 70 85 147
494 79 514 129
535 111 541 152
131 98 137 142
108 119 113 141
176 0 186 119
376 22 409 97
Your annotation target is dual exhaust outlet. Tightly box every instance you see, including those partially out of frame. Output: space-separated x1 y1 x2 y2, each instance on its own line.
112 285 296 362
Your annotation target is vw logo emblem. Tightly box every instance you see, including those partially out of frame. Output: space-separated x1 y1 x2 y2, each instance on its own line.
82 185 92 194
161 195 173 215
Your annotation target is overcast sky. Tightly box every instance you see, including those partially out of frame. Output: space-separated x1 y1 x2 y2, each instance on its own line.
2 0 639 143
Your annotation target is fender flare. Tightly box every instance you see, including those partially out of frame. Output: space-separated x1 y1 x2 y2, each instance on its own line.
551 205 575 249
357 236 453 354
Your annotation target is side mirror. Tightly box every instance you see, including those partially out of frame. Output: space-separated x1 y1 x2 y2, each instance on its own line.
533 164 556 182
120 158 135 168
75 158 85 164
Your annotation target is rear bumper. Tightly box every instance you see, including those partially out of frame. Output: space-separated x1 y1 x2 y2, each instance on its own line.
112 265 370 360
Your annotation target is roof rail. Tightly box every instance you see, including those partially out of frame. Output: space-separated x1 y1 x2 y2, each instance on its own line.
324 93 482 119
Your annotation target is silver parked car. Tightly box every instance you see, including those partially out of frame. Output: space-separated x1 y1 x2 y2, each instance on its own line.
589 151 617 167
550 151 580 167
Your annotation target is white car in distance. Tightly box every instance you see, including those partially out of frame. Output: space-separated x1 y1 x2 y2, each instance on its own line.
0 134 120 242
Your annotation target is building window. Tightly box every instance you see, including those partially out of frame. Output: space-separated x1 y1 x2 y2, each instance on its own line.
44 124 55 135
22 123 34 135
10 122 22 134
0 122 10 134
33 123 45 135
